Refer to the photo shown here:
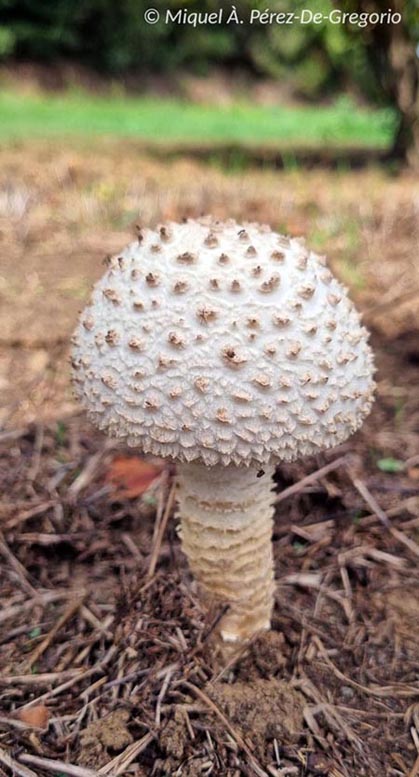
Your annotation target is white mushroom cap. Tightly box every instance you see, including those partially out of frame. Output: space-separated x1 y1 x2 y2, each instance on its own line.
72 217 375 466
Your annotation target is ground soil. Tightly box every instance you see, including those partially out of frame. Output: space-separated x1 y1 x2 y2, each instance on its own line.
1 140 419 776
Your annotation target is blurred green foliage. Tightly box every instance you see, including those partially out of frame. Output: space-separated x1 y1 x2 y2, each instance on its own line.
0 0 418 104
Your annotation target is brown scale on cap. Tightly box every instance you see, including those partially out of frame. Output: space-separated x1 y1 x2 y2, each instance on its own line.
159 225 172 242
328 293 342 307
230 280 241 293
196 307 218 324
232 389 252 402
251 266 263 277
194 377 209 393
299 373 312 385
131 269 141 280
145 272 160 287
298 284 315 299
296 252 308 270
168 332 185 348
252 374 272 388
238 229 249 242
170 386 183 399
246 317 260 329
287 341 302 358
215 407 232 424
246 245 257 257
260 275 280 293
151 244 161 254
103 288 121 305
264 344 277 357
101 373 118 390
271 250 285 262
209 278 220 291
157 355 172 370
135 225 144 243
177 252 196 265
173 280 189 294
337 352 355 365
204 232 219 248
132 300 144 311
290 300 303 312
105 330 119 346
299 415 315 426
221 346 247 368
128 337 144 351
304 324 318 335
82 316 94 331
321 270 333 284
346 332 363 345
218 253 229 265
273 315 290 327
144 397 159 410
319 358 332 371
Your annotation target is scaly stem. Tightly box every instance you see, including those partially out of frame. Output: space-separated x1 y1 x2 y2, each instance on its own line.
176 462 275 643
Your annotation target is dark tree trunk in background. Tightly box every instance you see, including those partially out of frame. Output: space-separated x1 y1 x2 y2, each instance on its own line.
342 0 419 166
389 17 419 166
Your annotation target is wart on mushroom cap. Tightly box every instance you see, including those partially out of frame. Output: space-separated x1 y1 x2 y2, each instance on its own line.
72 216 375 645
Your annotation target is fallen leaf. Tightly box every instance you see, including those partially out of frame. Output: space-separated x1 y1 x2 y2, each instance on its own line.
17 704 50 728
105 456 164 499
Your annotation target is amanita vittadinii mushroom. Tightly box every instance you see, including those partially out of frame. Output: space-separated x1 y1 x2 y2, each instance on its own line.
72 217 375 644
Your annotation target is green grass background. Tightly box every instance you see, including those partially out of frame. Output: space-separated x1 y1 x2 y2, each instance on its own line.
0 91 396 149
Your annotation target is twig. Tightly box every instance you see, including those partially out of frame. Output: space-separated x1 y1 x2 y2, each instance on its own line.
155 666 175 726
25 595 86 669
147 479 176 579
0 589 84 625
17 645 118 709
5 500 57 530
27 424 44 482
275 456 348 504
0 670 84 685
0 532 38 595
19 753 106 777
99 733 154 775
0 748 38 777
408 754 419 777
351 475 419 559
67 442 114 500
313 637 419 699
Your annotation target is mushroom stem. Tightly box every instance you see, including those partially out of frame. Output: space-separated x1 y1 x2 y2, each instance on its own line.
176 462 275 643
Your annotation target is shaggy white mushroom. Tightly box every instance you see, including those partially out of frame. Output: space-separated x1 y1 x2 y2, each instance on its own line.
72 217 375 644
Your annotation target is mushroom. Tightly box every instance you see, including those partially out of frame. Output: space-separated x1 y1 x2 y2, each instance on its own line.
72 217 375 645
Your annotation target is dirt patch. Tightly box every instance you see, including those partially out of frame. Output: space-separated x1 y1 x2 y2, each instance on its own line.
208 678 305 751
79 709 133 767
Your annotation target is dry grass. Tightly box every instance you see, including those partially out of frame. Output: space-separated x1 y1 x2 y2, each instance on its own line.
1 139 419 775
